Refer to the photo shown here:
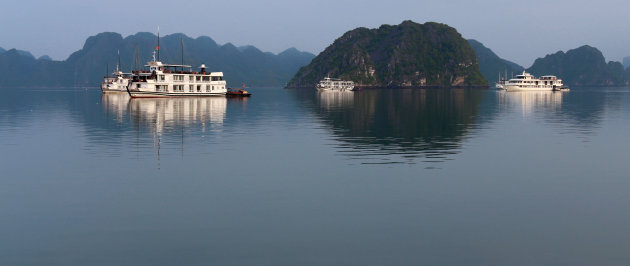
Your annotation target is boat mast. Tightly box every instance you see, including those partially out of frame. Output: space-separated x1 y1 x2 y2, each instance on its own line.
181 37 184 72
134 44 140 71
116 50 120 73
157 26 160 61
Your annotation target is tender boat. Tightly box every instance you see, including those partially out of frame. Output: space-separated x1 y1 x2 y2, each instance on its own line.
226 88 251 97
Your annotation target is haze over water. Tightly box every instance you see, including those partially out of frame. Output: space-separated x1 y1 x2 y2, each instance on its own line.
2 87 630 265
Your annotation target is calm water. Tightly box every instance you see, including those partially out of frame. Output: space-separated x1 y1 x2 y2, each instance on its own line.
2 87 630 265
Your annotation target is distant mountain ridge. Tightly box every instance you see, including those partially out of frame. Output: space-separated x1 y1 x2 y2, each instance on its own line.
0 32 315 87
288 20 487 87
467 39 523 83
527 45 628 86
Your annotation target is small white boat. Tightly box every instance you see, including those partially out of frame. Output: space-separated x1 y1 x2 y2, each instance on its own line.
101 51 130 93
101 70 131 93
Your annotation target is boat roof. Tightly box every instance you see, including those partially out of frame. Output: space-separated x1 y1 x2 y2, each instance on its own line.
145 63 193 68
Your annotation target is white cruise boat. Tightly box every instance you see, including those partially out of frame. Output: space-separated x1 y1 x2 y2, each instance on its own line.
127 51 227 98
503 71 564 91
316 77 355 91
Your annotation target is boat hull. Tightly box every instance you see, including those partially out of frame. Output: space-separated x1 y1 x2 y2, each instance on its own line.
101 81 129 93
504 85 555 92
101 86 128 93
128 91 226 98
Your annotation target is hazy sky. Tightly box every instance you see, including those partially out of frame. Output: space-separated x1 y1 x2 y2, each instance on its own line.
1 0 629 67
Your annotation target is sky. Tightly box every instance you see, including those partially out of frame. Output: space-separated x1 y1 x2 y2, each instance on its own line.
1 0 629 67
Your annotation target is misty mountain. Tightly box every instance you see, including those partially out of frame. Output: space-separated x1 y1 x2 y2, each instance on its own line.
289 21 486 87
0 46 35 58
0 32 315 87
467 39 523 83
623 56 630 70
0 49 70 87
527 45 628 86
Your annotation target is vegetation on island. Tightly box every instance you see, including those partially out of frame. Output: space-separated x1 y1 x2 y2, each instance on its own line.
287 20 487 88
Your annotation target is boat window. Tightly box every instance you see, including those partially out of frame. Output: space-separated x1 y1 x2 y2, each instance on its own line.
189 85 194 92
197 85 201 92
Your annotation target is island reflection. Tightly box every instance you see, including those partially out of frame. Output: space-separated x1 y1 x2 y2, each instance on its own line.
295 88 488 164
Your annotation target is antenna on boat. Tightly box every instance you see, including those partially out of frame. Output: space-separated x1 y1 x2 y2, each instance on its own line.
106 62 109 77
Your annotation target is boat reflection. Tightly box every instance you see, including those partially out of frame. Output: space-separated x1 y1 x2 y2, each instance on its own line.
498 90 564 116
295 88 486 164
128 97 227 135
317 90 354 110
101 92 131 124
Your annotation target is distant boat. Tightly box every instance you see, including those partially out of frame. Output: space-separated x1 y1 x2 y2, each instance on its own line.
101 50 130 93
101 70 131 93
502 71 565 91
316 77 355 91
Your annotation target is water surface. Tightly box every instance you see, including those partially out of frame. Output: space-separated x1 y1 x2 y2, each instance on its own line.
1 87 630 265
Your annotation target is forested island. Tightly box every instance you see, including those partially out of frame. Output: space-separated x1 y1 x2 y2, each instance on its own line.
287 21 487 88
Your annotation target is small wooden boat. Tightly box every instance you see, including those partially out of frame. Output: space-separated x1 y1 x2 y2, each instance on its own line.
226 88 251 97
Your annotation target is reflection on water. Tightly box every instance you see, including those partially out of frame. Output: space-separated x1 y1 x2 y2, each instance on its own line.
4 87 630 265
317 90 354 109
498 90 564 116
296 89 486 164
97 93 228 160
101 92 130 124
128 96 227 135
101 93 227 136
